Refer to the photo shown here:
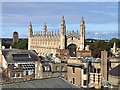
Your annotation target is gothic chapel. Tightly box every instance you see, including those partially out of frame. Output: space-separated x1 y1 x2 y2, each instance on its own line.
28 16 87 57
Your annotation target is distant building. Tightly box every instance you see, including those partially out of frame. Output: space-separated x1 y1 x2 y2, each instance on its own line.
28 16 91 58
0 49 39 82
13 31 19 44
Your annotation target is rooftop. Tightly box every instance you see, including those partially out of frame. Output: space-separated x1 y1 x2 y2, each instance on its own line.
1 49 40 63
108 64 120 76
69 57 101 63
2 77 82 89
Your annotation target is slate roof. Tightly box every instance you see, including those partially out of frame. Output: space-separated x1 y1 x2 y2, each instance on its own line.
1 49 40 63
108 64 120 76
2 78 82 89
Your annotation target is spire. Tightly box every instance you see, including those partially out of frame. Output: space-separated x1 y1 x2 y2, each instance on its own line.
54 29 56 35
79 16 85 51
80 16 84 25
61 16 65 26
44 22 46 27
43 22 47 33
41 31 42 36
62 16 64 20
82 16 84 21
60 15 66 49
28 21 33 37
30 21 32 26
29 21 32 28
52 31 53 35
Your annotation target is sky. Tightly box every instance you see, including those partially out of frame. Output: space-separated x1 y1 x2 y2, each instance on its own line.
1 1 119 40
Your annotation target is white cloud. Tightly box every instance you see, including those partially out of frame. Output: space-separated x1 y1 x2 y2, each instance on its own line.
95 32 99 35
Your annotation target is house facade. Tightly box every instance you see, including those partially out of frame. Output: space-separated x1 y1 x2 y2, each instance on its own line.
0 49 39 82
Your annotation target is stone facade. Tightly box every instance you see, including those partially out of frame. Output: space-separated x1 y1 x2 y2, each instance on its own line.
67 58 102 89
28 16 85 57
67 59 83 87
35 60 67 80
0 49 39 82
109 75 120 88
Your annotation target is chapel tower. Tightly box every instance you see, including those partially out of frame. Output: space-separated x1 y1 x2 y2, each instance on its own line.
60 16 67 49
28 22 33 50
43 22 47 34
79 17 85 50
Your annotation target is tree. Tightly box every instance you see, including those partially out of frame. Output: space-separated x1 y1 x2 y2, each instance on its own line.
12 39 28 49
2 41 11 48
109 38 120 48
89 40 110 58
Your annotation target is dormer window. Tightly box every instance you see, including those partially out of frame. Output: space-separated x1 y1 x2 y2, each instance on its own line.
43 65 51 72
12 54 31 58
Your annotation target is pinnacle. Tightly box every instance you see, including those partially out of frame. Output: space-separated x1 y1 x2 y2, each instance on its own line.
62 16 64 20
82 16 84 21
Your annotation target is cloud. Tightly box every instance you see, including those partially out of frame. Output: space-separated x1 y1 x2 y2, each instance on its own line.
1 2 118 39
95 32 99 35
2 2 118 25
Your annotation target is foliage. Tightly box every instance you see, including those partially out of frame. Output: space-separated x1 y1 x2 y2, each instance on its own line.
2 41 11 48
109 38 120 48
12 39 28 49
89 40 110 58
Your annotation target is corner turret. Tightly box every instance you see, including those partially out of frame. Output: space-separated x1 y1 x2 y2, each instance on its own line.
28 21 33 37
60 16 67 49
79 17 85 50
43 22 47 34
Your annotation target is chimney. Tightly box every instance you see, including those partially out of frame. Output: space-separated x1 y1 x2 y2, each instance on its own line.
2 46 5 49
101 50 108 81
10 46 12 49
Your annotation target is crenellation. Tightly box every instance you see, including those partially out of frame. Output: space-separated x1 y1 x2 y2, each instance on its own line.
28 16 86 56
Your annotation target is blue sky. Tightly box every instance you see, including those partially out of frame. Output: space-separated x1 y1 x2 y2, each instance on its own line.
1 2 118 40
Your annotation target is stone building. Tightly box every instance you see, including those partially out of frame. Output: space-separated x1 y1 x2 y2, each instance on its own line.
67 58 84 87
13 31 19 44
0 49 39 82
108 64 120 89
67 57 102 89
35 56 67 80
28 16 90 57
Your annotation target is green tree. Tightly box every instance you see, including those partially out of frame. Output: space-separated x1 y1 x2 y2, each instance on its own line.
89 40 110 58
12 39 28 49
109 38 120 48
2 41 11 48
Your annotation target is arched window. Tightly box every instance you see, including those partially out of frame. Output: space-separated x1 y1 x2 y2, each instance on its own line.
67 44 77 57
